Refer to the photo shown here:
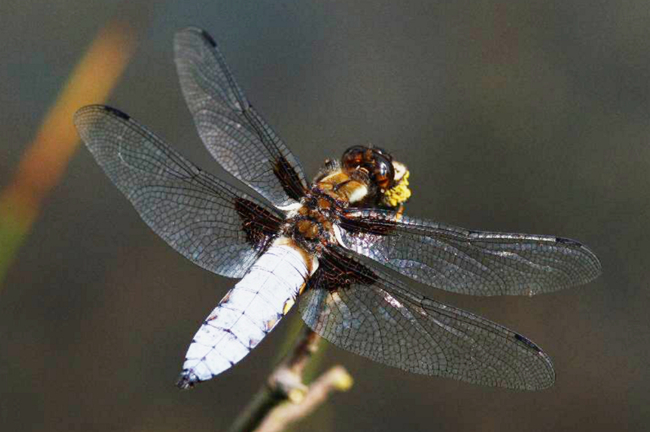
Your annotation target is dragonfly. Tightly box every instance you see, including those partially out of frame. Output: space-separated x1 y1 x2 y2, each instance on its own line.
74 27 601 391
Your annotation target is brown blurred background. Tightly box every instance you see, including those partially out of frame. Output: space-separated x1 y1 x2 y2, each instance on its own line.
1 0 648 431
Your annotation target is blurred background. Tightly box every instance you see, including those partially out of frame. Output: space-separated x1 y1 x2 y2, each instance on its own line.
1 0 648 431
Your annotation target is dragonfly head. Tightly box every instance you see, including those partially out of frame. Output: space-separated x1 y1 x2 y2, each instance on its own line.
341 145 411 208
342 145 394 190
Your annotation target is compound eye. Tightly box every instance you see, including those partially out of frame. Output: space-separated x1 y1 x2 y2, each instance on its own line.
373 156 395 190
372 146 392 161
342 146 366 170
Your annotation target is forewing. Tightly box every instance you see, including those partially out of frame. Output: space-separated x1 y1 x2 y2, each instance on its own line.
174 27 308 208
74 105 282 278
299 246 555 390
337 208 601 296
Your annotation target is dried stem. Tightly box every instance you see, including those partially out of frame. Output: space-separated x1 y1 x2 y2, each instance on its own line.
228 326 353 432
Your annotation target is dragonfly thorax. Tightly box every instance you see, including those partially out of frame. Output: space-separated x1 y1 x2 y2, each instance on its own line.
283 192 340 253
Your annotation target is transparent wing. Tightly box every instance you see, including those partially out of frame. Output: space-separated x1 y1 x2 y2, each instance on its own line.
337 208 601 296
299 246 555 390
174 27 308 208
74 105 283 278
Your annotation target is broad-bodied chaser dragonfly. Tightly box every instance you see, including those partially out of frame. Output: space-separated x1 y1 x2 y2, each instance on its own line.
75 28 601 391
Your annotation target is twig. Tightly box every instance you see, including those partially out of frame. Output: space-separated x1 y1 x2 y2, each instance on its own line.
228 326 353 432
254 366 352 432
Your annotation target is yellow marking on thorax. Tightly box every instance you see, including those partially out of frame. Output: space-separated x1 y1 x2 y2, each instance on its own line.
297 219 319 239
317 197 332 210
318 171 350 190
317 170 369 204
338 181 368 203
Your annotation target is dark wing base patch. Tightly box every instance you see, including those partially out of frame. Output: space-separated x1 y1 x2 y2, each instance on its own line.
234 197 282 251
